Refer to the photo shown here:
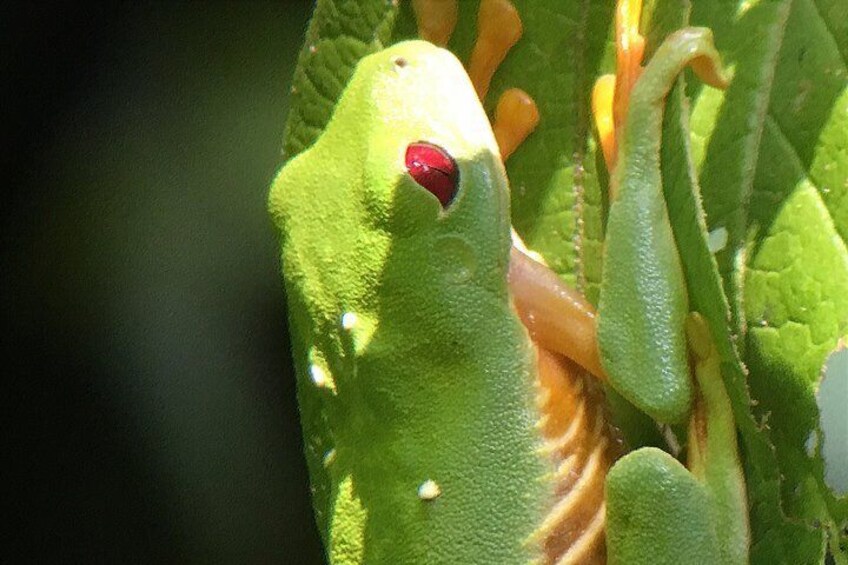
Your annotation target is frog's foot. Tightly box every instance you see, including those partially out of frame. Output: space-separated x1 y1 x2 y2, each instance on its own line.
612 0 645 138
466 0 540 161
467 0 523 101
493 88 539 161
412 0 523 103
592 0 645 180
411 0 458 48
415 0 538 161
591 75 617 171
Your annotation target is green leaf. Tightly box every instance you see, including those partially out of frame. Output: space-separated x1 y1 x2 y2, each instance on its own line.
638 4 829 562
689 0 794 336
282 0 400 159
691 0 848 560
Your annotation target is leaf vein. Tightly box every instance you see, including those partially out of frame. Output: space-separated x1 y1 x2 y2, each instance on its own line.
764 113 844 245
808 0 848 69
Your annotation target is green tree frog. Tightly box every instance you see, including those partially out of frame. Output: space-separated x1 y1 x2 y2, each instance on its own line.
268 17 748 565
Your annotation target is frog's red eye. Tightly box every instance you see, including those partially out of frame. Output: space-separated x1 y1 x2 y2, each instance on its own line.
405 142 459 208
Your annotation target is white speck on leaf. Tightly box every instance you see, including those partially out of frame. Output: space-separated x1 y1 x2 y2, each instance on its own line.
805 430 818 458
708 227 728 253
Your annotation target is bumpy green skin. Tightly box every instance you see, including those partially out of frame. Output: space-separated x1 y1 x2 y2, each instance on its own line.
269 41 550 564
603 30 749 565
606 447 723 565
607 315 749 565
598 28 727 425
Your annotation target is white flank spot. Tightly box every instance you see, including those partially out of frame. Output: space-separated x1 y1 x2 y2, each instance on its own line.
310 364 328 387
418 479 441 501
341 312 358 330
323 449 337 467
708 227 728 254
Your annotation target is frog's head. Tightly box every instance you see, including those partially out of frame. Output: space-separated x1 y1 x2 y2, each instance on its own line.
269 41 553 563
354 41 511 260
269 41 512 310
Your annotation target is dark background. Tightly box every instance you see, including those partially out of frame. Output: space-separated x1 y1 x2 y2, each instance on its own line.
4 2 324 562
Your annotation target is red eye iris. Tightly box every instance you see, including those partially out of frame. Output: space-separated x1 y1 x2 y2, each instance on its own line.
405 142 459 208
